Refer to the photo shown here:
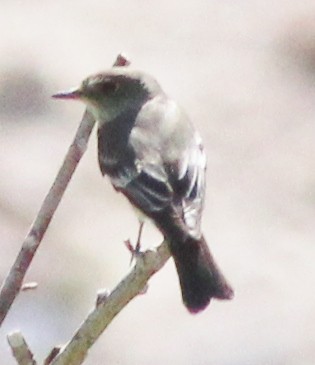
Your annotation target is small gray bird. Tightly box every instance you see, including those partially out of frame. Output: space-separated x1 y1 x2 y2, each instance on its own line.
53 67 233 313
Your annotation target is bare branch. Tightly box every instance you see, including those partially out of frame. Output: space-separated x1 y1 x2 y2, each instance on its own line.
49 241 170 365
0 53 131 327
7 331 37 365
0 110 96 326
5 53 143 365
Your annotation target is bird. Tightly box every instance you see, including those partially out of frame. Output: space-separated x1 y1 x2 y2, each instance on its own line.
53 66 234 313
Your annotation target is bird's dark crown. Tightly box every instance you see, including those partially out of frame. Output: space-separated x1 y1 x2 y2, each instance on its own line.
80 68 162 103
53 68 164 124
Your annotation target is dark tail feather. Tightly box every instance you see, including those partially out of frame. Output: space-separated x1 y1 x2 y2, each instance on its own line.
170 235 234 313
150 208 233 313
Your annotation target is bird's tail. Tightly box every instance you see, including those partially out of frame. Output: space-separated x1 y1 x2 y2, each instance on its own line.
151 208 233 313
170 235 234 313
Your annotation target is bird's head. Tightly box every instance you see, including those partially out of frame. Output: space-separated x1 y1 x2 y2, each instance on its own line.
53 68 163 123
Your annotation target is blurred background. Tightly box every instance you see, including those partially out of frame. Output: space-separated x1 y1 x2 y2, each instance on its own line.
1 1 315 364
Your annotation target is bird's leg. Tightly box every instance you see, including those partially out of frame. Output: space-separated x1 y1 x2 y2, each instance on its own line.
135 221 144 254
124 221 145 265
127 220 149 294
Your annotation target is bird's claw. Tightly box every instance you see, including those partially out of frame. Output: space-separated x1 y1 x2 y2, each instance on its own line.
124 239 143 265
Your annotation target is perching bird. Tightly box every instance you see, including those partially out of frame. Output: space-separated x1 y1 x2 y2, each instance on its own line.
53 67 234 313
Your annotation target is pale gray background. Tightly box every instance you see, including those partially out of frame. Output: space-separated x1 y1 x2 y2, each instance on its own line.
1 1 315 364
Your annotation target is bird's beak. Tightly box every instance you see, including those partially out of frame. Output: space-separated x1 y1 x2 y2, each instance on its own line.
52 87 82 100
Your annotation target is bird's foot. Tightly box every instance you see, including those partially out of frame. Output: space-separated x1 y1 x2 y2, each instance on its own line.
124 238 150 295
124 238 143 265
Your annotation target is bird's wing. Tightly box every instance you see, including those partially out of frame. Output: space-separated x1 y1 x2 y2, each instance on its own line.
110 158 173 214
170 132 206 239
112 96 206 238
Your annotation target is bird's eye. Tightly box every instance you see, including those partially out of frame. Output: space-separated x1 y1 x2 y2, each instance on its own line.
98 81 119 94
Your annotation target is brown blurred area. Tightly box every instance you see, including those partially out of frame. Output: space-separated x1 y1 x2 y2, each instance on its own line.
1 1 315 364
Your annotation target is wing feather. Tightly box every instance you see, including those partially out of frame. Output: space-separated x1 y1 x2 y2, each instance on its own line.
109 96 206 238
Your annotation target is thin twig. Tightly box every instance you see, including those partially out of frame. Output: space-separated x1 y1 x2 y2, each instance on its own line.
48 242 170 365
7 331 37 365
0 110 96 326
0 54 130 327
21 282 38 291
